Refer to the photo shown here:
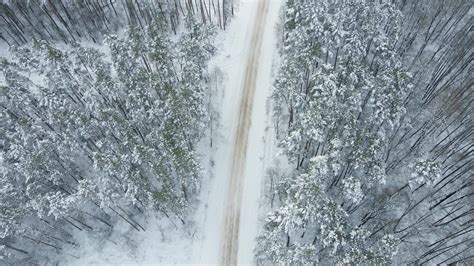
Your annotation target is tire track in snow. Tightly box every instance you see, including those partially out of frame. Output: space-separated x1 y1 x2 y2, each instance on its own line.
220 0 269 265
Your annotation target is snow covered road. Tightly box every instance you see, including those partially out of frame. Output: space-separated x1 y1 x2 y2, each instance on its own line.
193 0 282 265
219 0 270 264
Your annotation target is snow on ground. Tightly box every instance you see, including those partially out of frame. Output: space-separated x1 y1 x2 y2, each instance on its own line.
191 0 260 264
67 215 193 265
233 0 283 264
192 0 282 264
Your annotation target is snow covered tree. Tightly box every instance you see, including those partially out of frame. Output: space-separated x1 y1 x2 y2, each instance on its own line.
261 0 473 264
0 0 231 45
0 15 217 263
257 157 398 264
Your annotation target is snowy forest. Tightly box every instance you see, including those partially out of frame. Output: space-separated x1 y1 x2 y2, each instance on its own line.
0 0 472 265
257 0 473 265
0 0 232 264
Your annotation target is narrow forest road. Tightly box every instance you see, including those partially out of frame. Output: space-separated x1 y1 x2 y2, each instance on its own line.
219 0 269 265
193 0 281 264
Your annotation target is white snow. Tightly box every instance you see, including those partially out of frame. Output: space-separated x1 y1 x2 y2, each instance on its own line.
234 0 283 264
67 215 194 265
192 0 282 264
